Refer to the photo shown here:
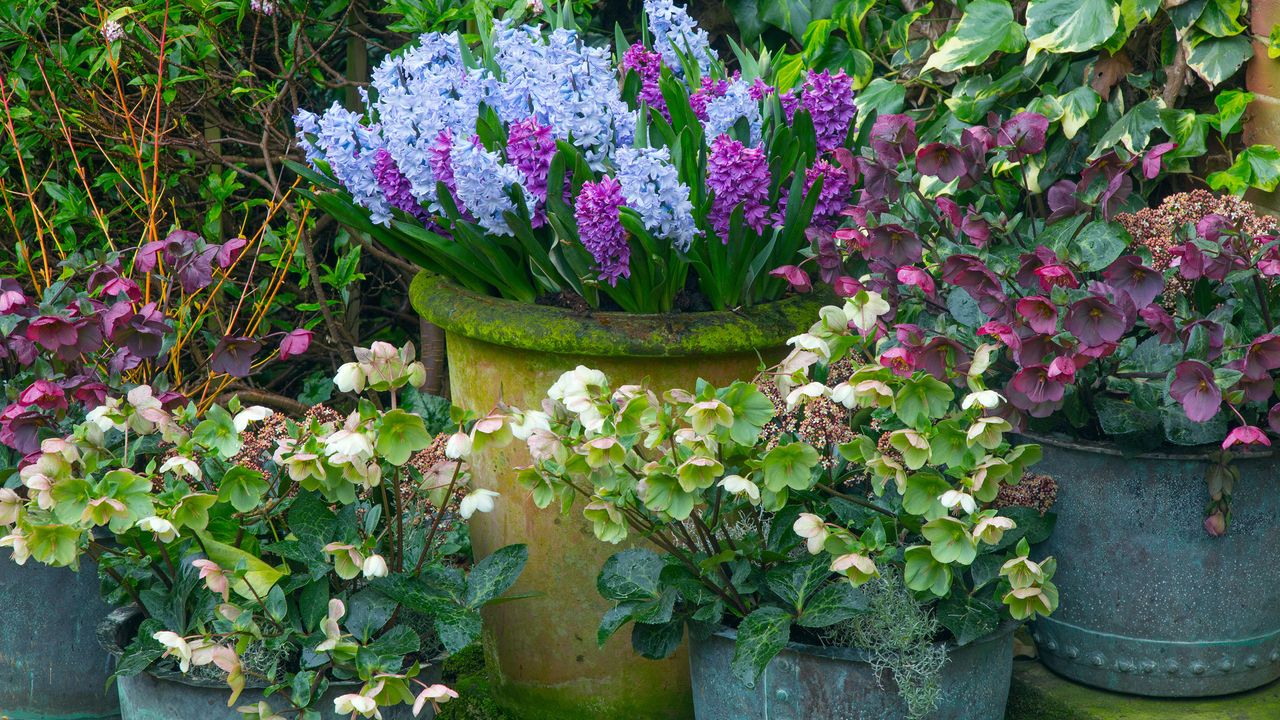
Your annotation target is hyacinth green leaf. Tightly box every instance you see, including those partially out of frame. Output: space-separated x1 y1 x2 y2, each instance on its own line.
1187 34 1252 86
1058 86 1101 140
923 0 1025 73
731 607 793 685
1025 0 1119 57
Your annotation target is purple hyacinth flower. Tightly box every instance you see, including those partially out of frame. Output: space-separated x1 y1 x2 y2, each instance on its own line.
1169 360 1221 423
805 159 855 231
706 135 773 239
801 70 856 152
373 148 431 223
507 117 558 223
575 176 631 285
621 44 668 119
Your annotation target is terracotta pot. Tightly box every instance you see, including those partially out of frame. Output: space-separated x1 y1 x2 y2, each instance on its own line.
411 272 825 720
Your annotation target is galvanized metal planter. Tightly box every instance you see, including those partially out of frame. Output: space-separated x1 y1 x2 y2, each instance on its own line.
1029 439 1280 697
688 622 1017 720
99 607 437 720
0 559 119 720
411 272 827 720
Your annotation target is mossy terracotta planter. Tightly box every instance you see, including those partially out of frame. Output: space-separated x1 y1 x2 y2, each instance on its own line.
99 607 437 720
1028 438 1280 697
689 622 1017 720
0 559 119 719
411 273 825 720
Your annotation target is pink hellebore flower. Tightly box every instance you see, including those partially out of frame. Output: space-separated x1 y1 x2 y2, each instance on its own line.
1222 425 1270 450
1169 360 1222 424
18 380 67 412
192 559 230 601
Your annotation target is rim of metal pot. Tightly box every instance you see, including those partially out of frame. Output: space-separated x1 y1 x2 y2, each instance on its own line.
409 271 833 357
98 605 437 691
709 619 1018 664
1016 431 1275 461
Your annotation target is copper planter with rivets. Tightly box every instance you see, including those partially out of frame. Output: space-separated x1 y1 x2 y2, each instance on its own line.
1029 438 1280 696
411 272 826 719
689 623 1017 719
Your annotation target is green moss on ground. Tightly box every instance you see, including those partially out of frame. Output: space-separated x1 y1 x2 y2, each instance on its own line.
437 645 512 720
1006 660 1280 719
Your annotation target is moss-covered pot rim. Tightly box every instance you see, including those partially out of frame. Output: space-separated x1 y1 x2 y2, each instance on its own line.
410 272 832 357
706 619 1018 665
1018 431 1275 461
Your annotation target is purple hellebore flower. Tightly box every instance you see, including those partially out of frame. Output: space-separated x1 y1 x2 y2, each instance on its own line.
0 279 27 313
831 276 863 297
1169 360 1221 423
210 336 264 378
915 143 967 183
1179 319 1225 361
1046 180 1083 225
1034 264 1079 292
17 380 67 411
880 346 916 377
108 347 142 376
0 404 47 455
857 158 901 203
1269 403 1280 435
917 337 969 379
770 265 812 293
1222 425 1270 450
869 114 917 166
1007 365 1067 418
1143 142 1178 180
941 254 1002 299
997 112 1049 161
1196 213 1232 243
960 209 991 247
216 237 249 269
1243 334 1280 380
936 197 961 226
278 329 314 361
25 315 79 352
574 176 631 286
1015 296 1058 335
1102 255 1163 309
866 224 922 266
1139 305 1179 344
1099 172 1133 220
896 266 936 297
1064 296 1126 346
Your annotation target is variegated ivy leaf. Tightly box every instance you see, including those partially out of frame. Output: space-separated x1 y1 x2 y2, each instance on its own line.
1187 34 1252 86
1058 86 1101 140
1091 98 1165 157
1025 0 1120 59
923 0 1025 73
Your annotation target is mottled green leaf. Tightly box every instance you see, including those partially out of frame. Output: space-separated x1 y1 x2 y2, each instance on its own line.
923 0 1025 73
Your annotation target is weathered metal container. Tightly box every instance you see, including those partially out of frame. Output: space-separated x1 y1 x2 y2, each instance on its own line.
1030 438 1280 696
99 607 437 720
412 272 826 720
688 623 1017 720
0 559 119 719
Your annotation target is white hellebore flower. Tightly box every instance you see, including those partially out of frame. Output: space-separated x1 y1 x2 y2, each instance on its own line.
844 290 891 332
940 489 978 514
787 332 831 360
785 382 828 412
159 456 202 482
233 405 274 432
413 684 460 716
137 516 179 543
718 475 760 503
0 488 21 526
973 515 1016 545
334 362 367 393
793 513 829 555
316 599 346 653
510 410 551 441
333 693 380 718
361 554 389 578
0 530 30 565
961 390 1004 410
445 431 472 460
153 631 194 672
459 489 500 519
